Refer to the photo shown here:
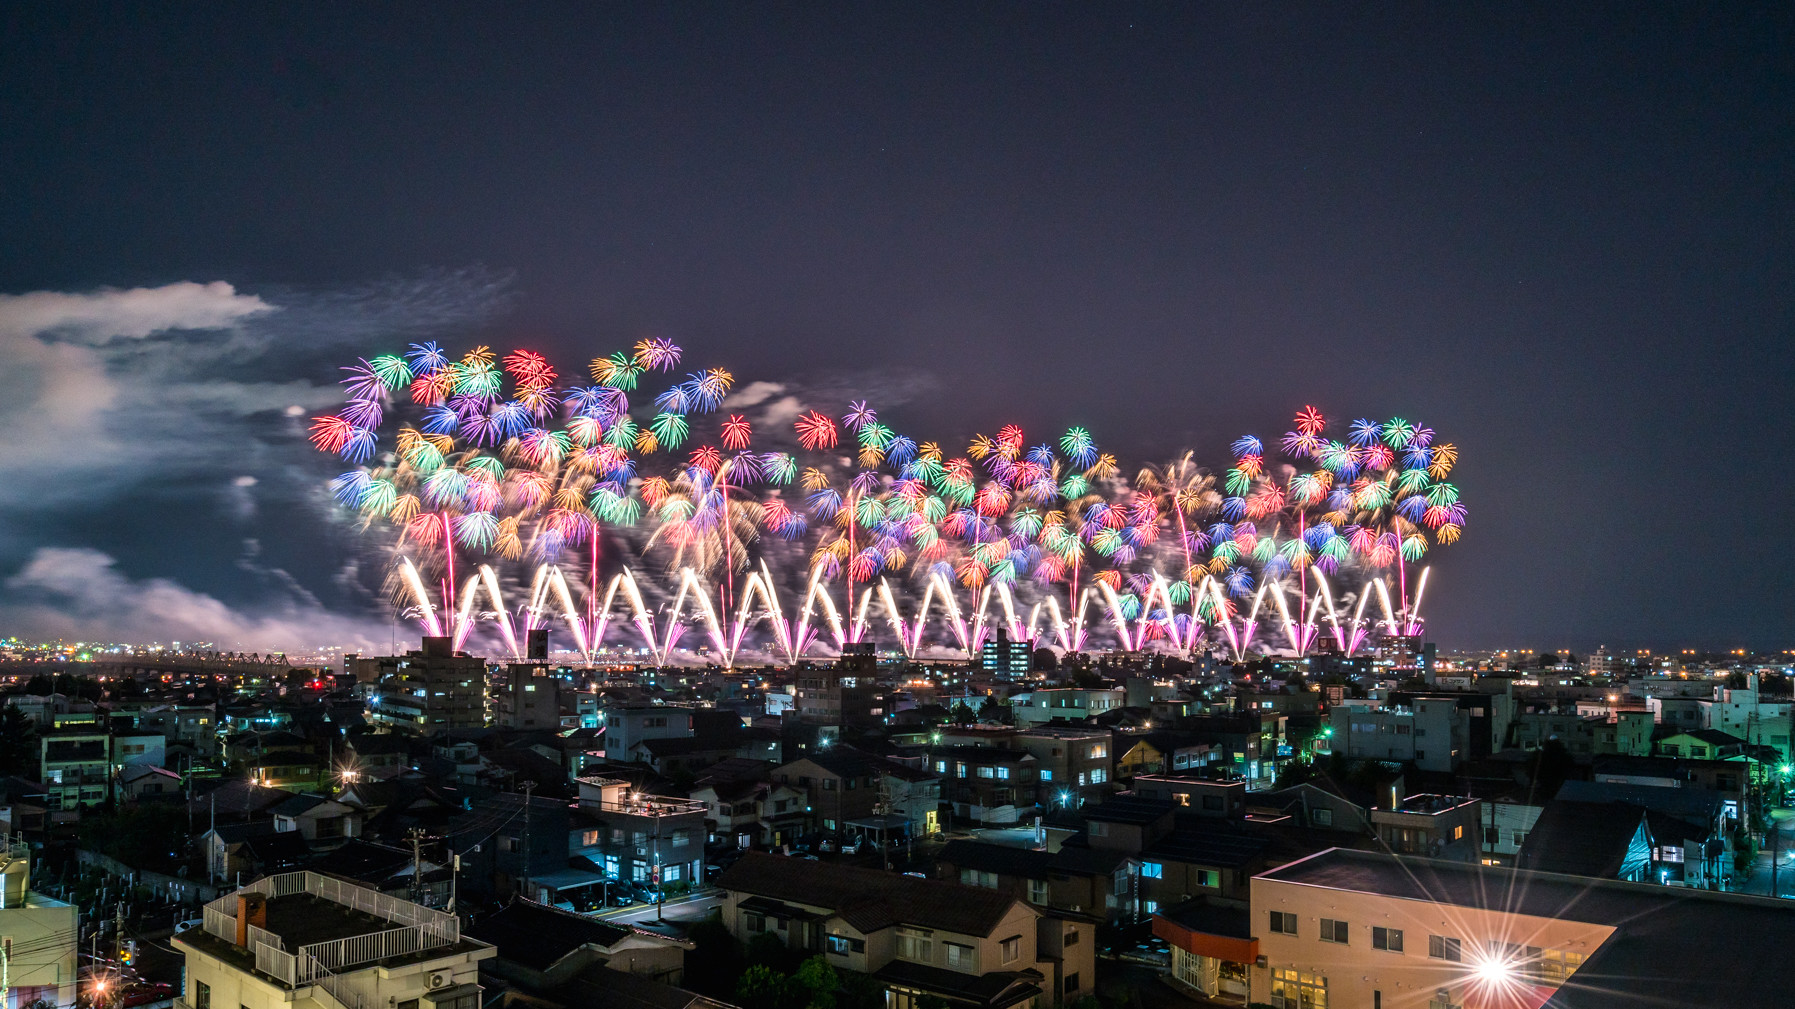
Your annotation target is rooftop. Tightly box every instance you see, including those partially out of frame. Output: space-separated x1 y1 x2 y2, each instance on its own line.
1258 848 1795 1009
714 851 1021 937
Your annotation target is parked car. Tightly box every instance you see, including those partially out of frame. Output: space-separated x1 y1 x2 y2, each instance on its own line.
173 919 203 935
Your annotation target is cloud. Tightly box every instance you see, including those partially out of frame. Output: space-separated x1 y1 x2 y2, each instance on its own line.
0 281 273 507
1 547 387 652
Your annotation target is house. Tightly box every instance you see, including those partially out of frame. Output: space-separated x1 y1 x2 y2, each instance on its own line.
1011 688 1124 728
689 777 809 850
714 852 1097 1009
174 873 493 1009
447 791 572 902
39 728 111 809
776 745 925 833
344 733 413 780
1367 793 1482 861
1012 726 1115 801
1517 800 1654 881
937 839 1130 923
117 763 184 802
1555 779 1733 887
198 822 311 885
269 793 362 846
1655 728 1746 761
467 899 692 988
918 745 1039 826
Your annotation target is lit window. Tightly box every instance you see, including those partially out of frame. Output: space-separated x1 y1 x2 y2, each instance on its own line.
1142 862 1163 879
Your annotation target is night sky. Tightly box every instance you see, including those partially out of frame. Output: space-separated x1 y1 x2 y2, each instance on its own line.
1 5 1790 653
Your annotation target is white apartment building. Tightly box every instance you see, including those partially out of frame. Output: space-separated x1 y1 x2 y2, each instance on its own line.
173 872 493 1009
0 840 78 1009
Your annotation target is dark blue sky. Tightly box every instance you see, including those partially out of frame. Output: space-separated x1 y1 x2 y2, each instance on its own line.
1 5 1790 652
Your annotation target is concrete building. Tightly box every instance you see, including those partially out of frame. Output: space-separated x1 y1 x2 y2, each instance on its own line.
492 631 565 730
1012 688 1124 728
368 637 487 733
1329 698 1470 773
39 729 111 810
1012 726 1114 801
569 777 707 892
979 629 1032 681
1207 847 1795 1008
0 840 78 1009
1368 794 1482 861
174 873 492 1009
598 704 694 760
795 645 881 726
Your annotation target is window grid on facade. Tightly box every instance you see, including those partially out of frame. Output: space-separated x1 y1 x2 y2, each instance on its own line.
1319 918 1348 944
1372 926 1403 952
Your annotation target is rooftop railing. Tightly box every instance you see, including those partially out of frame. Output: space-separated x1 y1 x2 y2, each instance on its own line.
201 870 459 982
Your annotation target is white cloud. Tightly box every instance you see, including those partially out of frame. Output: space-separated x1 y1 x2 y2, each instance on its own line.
1 547 386 652
0 281 275 505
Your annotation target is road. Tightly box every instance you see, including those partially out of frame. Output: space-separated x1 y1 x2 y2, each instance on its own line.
588 889 724 927
1742 807 1795 898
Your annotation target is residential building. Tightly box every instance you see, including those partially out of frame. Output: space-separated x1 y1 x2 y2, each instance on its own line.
494 658 564 731
1012 688 1124 728
714 852 1097 1009
937 839 1128 921
980 629 1032 681
1329 699 1469 773
1368 794 1482 861
269 794 361 846
466 899 692 988
1477 798 1544 866
569 777 707 892
1013 726 1113 801
368 636 488 733
923 745 1040 826
173 873 492 1009
775 745 917 834
599 705 695 761
0 839 78 1009
689 777 810 850
795 646 881 726
1217 846 1795 1008
39 729 111 810
1516 800 1654 882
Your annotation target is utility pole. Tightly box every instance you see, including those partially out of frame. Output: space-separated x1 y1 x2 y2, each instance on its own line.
407 829 425 905
519 781 534 901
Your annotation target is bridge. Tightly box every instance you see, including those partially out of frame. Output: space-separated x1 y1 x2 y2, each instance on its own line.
0 650 295 679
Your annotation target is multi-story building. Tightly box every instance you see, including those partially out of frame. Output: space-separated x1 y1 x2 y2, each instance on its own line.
1368 793 1482 861
714 852 1097 1009
368 637 487 733
922 745 1040 826
598 704 695 761
569 777 707 892
1013 726 1114 801
39 729 111 809
795 646 881 726
979 629 1032 681
174 873 492 1009
1012 688 1124 728
0 839 78 1009
1154 846 1795 1009
1329 699 1470 773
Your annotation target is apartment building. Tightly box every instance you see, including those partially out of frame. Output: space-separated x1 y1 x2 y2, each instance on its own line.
569 777 707 891
0 840 78 1009
714 852 1097 1009
1166 847 1795 1008
1012 688 1124 728
1368 794 1482 861
1329 699 1469 773
174 873 493 1009
368 637 487 733
39 729 111 809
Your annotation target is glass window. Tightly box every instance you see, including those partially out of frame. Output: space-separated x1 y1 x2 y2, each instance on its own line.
1001 935 1021 963
1312 808 1333 827
1269 911 1297 935
1372 927 1403 952
1270 968 1327 1009
1319 918 1348 944
195 982 211 1009
1195 868 1218 888
1142 862 1163 878
944 942 976 971
1429 935 1462 962
896 927 933 963
1040 769 1053 781
1029 879 1050 905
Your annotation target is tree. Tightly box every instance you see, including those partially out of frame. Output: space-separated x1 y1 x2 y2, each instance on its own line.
734 966 804 1009
950 702 977 725
792 955 839 1009
1536 652 1559 670
0 705 39 777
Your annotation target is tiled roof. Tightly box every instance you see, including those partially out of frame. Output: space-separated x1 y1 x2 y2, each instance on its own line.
714 851 1019 937
467 899 637 970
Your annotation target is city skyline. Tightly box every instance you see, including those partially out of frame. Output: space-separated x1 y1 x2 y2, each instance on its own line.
2 7 1792 652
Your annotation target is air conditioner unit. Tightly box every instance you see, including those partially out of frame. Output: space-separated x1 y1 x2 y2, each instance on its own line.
428 971 454 990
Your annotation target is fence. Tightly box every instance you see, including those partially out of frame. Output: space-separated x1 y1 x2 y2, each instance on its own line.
200 870 458 982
